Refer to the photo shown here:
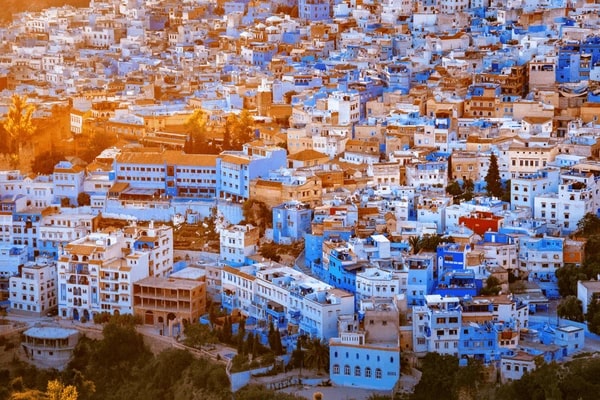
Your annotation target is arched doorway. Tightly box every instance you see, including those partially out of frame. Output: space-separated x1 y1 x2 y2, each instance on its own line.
145 311 154 325
114 309 120 316
83 309 90 322
72 309 79 321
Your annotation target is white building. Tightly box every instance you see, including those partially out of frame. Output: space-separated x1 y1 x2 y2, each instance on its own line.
221 262 354 340
412 295 462 356
0 244 29 279
57 222 173 321
53 161 85 206
355 267 401 301
511 167 560 211
328 91 360 126
9 255 57 316
22 326 79 370
219 224 260 266
500 351 537 383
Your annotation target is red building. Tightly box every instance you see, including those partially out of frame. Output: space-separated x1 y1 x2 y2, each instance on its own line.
458 211 504 236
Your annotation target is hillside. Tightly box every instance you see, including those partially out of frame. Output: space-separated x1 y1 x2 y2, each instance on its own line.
0 0 90 22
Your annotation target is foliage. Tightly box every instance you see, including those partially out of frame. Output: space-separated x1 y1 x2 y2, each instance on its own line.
410 234 454 254
485 153 503 199
183 323 217 350
586 298 600 335
446 179 475 203
79 131 116 163
259 241 304 264
480 276 502 296
241 199 272 235
492 358 600 400
268 322 284 355
223 110 255 151
31 152 65 175
2 94 36 165
577 213 600 238
46 380 78 400
302 338 329 373
556 263 600 297
184 109 219 154
234 384 301 400
557 295 584 322
501 179 512 203
411 353 459 400
411 354 486 400
77 193 90 207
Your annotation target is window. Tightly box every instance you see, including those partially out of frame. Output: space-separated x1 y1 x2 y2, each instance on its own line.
355 366 361 376
365 367 372 378
333 364 340 374
344 365 351 375
375 368 382 379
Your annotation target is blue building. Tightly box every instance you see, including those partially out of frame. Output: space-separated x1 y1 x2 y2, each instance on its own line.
330 301 400 390
458 321 501 365
406 253 435 306
217 142 287 202
53 161 85 206
556 42 591 83
381 62 411 93
114 150 218 199
298 0 330 21
272 201 313 244
326 246 365 294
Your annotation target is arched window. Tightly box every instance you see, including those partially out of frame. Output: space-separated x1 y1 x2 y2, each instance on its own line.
375 368 382 379
365 367 372 378
333 364 340 374
354 366 361 376
344 365 351 375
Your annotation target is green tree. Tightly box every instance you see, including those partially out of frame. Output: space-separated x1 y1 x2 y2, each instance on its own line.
31 151 65 175
241 199 271 235
577 213 600 237
80 131 116 163
501 179 512 203
183 323 217 350
235 384 301 400
556 264 583 296
77 193 90 207
454 358 485 400
185 109 217 154
2 94 36 168
586 298 600 335
46 380 78 400
409 236 421 255
303 338 329 373
411 353 460 400
223 110 255 151
480 275 502 296
445 180 462 199
485 153 503 198
557 295 584 322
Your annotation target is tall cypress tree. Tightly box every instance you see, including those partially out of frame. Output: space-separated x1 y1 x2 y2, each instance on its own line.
485 153 503 198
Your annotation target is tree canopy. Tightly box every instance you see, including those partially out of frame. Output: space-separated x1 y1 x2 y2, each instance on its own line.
485 153 503 199
2 94 36 168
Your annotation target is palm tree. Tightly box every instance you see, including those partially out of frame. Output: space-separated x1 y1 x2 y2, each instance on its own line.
2 94 36 169
409 235 422 255
303 338 330 373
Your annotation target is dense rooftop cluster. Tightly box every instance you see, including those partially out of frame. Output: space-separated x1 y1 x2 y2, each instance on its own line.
3 0 600 395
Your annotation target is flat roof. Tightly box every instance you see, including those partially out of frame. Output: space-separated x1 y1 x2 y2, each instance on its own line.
135 276 202 290
556 325 583 332
170 267 206 281
24 326 78 339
